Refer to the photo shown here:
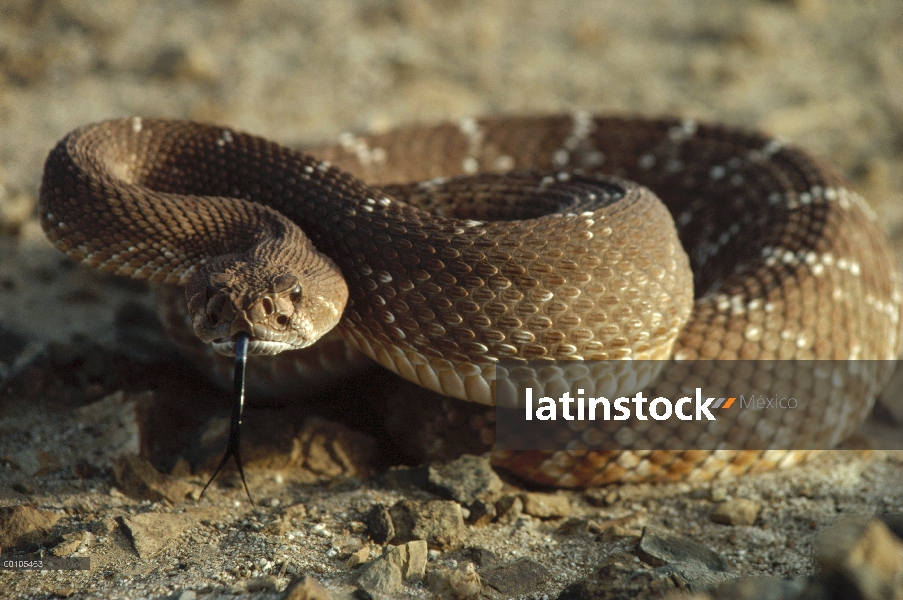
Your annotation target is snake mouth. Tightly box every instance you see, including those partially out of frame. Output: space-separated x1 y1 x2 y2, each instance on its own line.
212 337 296 356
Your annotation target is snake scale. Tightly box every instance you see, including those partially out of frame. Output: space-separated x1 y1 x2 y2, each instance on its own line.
39 114 903 488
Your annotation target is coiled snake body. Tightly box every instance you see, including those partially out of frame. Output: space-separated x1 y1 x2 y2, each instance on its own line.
40 114 903 487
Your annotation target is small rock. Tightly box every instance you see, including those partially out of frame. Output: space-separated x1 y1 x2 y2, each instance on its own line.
710 486 729 502
711 498 761 526
465 499 496 526
119 512 197 558
0 505 61 549
51 531 91 556
480 558 549 596
346 545 371 568
465 547 498 567
521 492 572 519
814 516 903 600
113 454 195 503
169 592 197 600
427 455 503 505
427 562 483 599
636 527 728 571
355 540 428 596
494 494 523 525
283 575 334 600
584 487 618 507
389 499 465 550
90 517 118 536
366 504 395 544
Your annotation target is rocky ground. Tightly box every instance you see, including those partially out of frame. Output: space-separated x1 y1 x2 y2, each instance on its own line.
1 1 903 598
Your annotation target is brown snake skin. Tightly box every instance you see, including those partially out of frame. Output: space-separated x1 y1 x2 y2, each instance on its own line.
39 114 903 487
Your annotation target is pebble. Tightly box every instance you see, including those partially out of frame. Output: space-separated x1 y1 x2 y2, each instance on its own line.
118 511 198 558
480 557 549 596
0 505 62 550
465 498 496 526
711 498 761 526
521 492 572 519
388 499 465 550
427 454 503 505
365 504 395 544
345 545 371 568
354 540 428 597
50 530 91 557
636 527 728 572
494 494 523 525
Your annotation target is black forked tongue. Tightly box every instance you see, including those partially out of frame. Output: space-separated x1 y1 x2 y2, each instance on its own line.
200 332 253 504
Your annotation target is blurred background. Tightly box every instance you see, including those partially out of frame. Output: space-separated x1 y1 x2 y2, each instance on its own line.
1 0 902 350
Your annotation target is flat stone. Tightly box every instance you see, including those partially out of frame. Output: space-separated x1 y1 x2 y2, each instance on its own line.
0 505 62 549
814 516 903 600
389 499 464 550
113 454 195 503
355 540 428 596
636 527 728 571
521 492 572 519
480 558 549 596
119 511 198 558
427 454 503 505
711 498 761 526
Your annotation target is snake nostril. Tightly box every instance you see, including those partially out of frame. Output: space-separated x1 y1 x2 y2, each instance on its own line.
261 297 274 315
276 315 288 326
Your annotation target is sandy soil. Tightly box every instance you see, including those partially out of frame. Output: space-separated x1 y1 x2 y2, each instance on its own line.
1 1 902 598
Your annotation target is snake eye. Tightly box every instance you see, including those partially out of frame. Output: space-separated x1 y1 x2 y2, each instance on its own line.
290 284 302 303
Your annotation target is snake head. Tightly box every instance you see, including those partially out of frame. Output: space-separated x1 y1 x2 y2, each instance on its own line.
185 258 348 356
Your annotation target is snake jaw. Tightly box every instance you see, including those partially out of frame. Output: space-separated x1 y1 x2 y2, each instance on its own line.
186 262 333 355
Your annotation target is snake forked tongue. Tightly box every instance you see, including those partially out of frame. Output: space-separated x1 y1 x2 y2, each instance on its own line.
200 332 253 504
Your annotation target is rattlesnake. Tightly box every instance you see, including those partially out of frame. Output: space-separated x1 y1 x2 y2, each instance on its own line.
39 114 903 488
